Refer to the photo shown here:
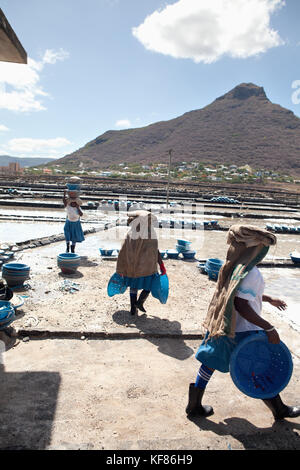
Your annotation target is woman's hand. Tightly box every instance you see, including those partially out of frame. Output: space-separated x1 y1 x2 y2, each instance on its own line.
159 261 166 275
266 328 281 344
269 298 287 311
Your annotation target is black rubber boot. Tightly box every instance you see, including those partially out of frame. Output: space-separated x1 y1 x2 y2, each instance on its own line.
263 395 300 420
186 383 213 418
136 290 150 313
71 244 76 253
130 294 137 315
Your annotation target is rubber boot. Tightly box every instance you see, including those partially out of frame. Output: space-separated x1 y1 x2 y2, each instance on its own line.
66 243 70 253
262 395 300 420
71 244 75 253
136 290 150 313
186 383 213 417
130 293 137 315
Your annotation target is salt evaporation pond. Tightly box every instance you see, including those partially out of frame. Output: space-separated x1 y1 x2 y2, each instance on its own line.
262 268 300 332
0 221 97 243
0 221 66 243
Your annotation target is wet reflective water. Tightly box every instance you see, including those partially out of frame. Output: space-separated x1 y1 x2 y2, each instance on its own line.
262 268 300 332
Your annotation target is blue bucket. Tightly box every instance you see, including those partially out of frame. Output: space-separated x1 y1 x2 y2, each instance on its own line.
107 273 127 297
99 248 114 257
175 244 189 253
198 263 207 274
290 253 300 264
205 258 223 280
0 301 15 329
177 239 191 247
182 250 196 259
57 253 80 273
166 250 180 259
206 258 223 269
2 263 30 287
151 274 169 304
230 335 293 399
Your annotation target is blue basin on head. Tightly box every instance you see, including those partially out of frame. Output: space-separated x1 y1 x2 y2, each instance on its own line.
66 183 81 191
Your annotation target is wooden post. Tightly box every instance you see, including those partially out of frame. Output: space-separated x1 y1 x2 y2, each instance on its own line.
166 149 172 207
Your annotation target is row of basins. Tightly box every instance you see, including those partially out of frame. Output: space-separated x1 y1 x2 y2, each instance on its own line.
0 255 80 328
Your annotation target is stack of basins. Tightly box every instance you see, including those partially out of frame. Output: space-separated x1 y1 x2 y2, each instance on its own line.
2 263 30 287
99 248 116 257
204 258 223 280
0 301 15 330
175 239 196 259
57 253 80 274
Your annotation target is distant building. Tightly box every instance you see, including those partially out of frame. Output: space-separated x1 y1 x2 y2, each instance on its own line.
43 168 52 174
0 161 23 174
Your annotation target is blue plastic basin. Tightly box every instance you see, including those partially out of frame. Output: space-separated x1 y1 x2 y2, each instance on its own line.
230 334 293 399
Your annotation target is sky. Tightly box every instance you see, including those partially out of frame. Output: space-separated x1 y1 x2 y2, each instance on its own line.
0 0 300 161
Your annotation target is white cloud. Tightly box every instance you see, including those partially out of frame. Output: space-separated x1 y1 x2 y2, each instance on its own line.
115 119 131 128
132 0 285 64
1 137 72 158
0 48 69 112
42 48 70 65
0 125 9 132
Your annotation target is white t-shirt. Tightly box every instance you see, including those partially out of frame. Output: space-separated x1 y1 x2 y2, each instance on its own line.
66 205 80 222
235 266 265 332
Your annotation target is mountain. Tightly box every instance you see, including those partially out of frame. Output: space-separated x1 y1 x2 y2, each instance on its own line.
56 83 300 174
0 155 56 167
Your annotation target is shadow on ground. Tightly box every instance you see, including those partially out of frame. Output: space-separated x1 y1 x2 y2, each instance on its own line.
113 310 194 360
189 415 300 450
79 256 99 268
0 364 60 450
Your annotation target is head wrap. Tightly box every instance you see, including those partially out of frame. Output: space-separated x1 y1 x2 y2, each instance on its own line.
203 224 276 339
116 210 159 278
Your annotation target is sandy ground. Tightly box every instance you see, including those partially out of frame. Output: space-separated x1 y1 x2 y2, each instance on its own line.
0 228 299 450
8 227 300 335
1 335 299 451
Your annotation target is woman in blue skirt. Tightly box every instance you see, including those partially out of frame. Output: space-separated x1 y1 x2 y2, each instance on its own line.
63 190 85 253
115 210 166 315
186 224 300 421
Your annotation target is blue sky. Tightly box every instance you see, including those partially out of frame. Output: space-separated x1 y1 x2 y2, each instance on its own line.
0 0 300 160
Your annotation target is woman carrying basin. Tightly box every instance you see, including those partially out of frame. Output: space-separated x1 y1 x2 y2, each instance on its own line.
186 224 300 421
112 210 167 315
